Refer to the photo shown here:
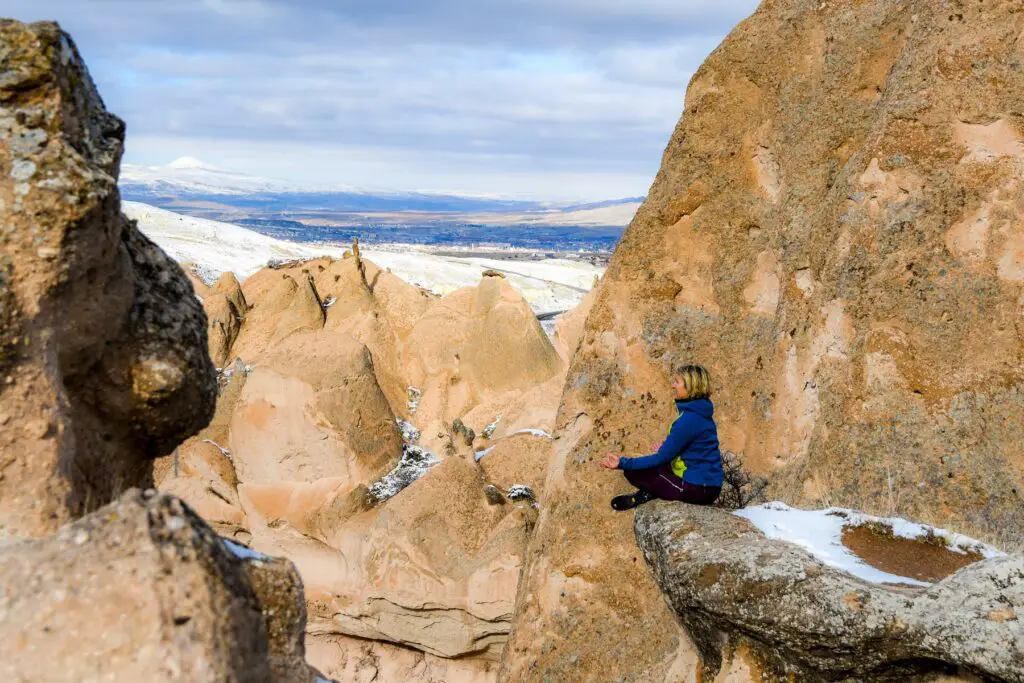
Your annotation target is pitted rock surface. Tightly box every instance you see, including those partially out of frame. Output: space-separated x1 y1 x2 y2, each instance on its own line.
635 501 1024 682
502 2 1024 680
0 489 324 683
0 20 216 536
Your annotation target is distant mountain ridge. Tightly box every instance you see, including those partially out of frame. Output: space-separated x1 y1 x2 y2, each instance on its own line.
120 157 642 215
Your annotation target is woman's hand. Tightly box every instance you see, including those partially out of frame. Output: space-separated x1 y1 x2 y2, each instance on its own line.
599 454 622 469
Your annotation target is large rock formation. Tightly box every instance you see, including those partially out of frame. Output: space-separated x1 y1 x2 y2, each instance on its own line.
0 20 217 537
503 1 1024 680
0 489 323 683
0 21 330 682
156 251 574 680
635 502 1023 682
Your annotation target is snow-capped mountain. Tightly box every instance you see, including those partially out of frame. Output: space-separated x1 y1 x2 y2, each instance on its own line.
121 157 343 196
119 158 641 217
125 201 603 314
121 157 543 212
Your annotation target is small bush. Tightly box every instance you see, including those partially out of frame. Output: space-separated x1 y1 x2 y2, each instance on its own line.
715 451 769 510
920 527 950 548
854 520 896 540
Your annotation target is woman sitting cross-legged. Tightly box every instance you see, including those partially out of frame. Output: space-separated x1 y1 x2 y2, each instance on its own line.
599 364 724 511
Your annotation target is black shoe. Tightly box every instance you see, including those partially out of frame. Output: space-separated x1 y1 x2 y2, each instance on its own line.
611 490 655 511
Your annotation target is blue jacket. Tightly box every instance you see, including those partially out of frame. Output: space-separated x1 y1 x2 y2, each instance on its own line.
618 397 724 487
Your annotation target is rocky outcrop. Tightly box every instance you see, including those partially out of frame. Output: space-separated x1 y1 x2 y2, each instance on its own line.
299 457 535 662
231 330 401 489
308 634 500 683
0 20 216 537
635 502 1023 682
206 272 248 367
0 21 330 683
154 249 575 680
503 1 1024 679
0 489 323 682
405 275 565 455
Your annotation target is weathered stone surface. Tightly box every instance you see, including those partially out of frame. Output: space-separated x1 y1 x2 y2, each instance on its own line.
0 489 322 683
308 633 500 683
0 20 216 537
504 1 1024 680
205 291 244 368
635 502 1024 682
230 330 402 488
246 550 321 683
159 255 574 681
251 456 534 663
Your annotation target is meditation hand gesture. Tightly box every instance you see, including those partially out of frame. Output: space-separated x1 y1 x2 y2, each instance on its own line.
598 454 621 469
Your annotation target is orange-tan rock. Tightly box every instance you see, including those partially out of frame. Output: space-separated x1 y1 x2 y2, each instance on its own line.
153 244 578 680
0 20 331 682
503 1 1024 681
0 489 325 683
0 19 216 537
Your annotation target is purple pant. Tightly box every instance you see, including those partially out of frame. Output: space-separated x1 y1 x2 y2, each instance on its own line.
624 462 721 506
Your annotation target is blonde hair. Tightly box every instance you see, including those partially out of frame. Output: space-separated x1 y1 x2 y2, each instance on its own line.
676 364 712 399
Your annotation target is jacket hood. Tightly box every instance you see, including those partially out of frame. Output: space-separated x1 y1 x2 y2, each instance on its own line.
676 397 714 418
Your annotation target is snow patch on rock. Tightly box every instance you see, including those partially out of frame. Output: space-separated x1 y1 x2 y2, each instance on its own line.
396 418 421 444
406 386 422 415
368 445 440 503
482 414 502 440
510 428 553 439
223 539 267 561
735 502 1003 586
474 446 496 462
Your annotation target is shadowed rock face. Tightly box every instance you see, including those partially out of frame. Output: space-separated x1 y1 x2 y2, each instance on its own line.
635 502 1024 682
0 489 321 683
502 1 1024 680
0 20 216 536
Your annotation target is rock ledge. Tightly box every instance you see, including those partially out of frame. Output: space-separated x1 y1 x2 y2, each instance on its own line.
635 502 1024 682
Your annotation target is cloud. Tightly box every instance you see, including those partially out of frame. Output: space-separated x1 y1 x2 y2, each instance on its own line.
9 0 760 200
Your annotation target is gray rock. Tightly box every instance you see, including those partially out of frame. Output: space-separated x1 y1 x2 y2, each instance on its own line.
452 418 476 446
635 502 1024 682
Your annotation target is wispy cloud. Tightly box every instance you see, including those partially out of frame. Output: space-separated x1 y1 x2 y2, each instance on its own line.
10 0 760 200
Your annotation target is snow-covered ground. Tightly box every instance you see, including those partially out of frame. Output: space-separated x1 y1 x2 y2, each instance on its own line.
121 158 639 223
125 201 604 314
458 201 640 228
736 502 1004 587
126 201 343 279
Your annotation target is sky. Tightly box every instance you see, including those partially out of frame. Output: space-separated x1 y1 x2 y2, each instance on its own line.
10 0 761 201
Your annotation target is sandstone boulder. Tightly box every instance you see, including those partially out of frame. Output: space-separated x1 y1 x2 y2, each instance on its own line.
0 20 216 537
155 440 246 532
230 330 401 490
232 271 324 361
258 457 534 664
238 256 432 415
477 432 553 499
503 1 1024 679
216 271 248 319
203 271 248 367
635 501 1024 682
406 276 564 454
0 489 324 683
319 256 433 414
205 292 243 367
